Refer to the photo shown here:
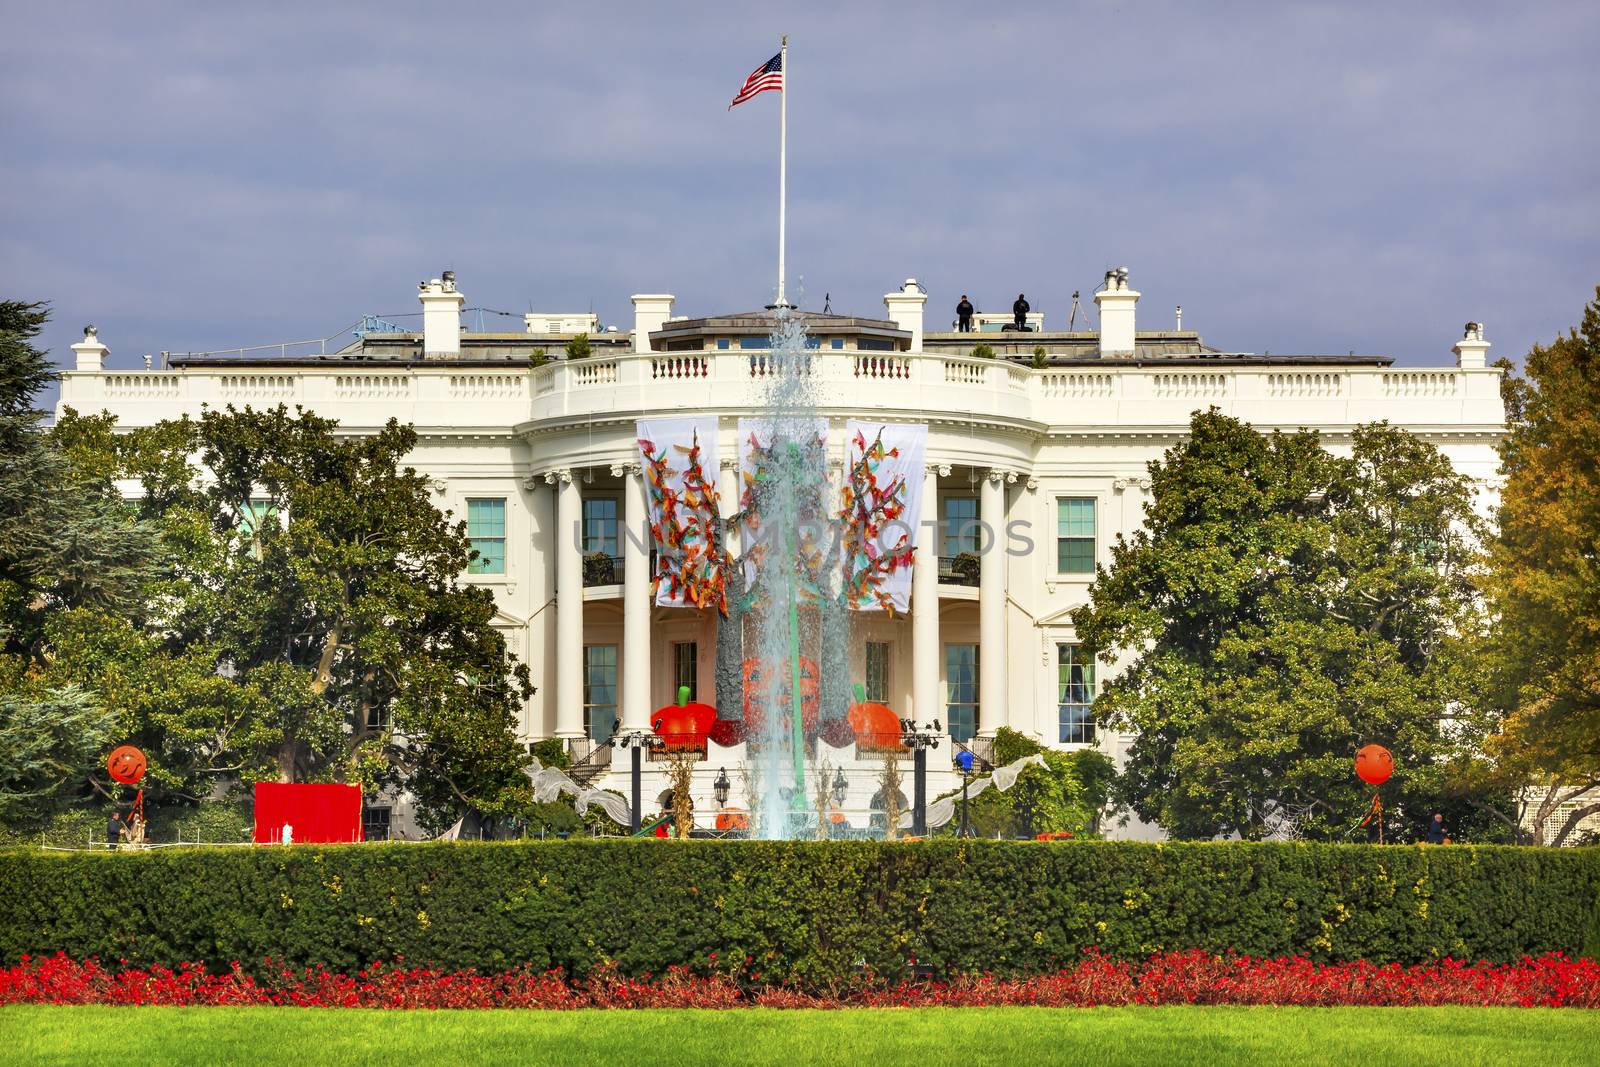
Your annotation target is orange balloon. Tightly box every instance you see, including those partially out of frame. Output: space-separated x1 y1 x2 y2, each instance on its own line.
107 745 147 785
1355 744 1393 786
847 700 905 752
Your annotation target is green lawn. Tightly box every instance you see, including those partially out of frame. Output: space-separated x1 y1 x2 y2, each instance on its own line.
9 1011 1600 1067
4 1005 1598 1067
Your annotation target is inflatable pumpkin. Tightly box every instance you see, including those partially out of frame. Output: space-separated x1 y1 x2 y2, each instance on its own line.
1355 744 1394 786
651 686 717 750
107 745 147 785
742 656 820 738
847 684 904 752
715 809 750 832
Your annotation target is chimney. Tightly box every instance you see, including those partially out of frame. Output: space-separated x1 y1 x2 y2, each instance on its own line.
418 270 465 357
71 324 108 371
883 278 928 352
631 294 675 354
1095 267 1139 356
1452 321 1490 369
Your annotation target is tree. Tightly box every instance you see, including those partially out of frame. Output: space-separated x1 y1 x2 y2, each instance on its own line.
564 333 592 361
1072 410 1487 840
54 404 535 831
0 304 165 668
1477 287 1600 845
0 686 115 828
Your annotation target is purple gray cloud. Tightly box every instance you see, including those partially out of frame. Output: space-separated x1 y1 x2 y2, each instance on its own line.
3 2 1596 387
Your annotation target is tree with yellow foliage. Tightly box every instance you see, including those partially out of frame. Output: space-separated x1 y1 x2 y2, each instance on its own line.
1479 287 1600 845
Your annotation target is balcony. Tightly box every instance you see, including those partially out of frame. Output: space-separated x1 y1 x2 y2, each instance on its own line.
582 553 624 587
938 554 980 587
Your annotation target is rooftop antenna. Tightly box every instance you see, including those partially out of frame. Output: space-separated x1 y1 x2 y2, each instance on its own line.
1068 290 1081 330
1176 305 1183 331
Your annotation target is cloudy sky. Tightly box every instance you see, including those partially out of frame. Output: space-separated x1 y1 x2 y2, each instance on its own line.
3 2 1596 389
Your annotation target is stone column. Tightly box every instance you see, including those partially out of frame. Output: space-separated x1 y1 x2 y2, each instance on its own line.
620 463 651 730
912 466 941 722
978 469 1007 735
550 469 584 739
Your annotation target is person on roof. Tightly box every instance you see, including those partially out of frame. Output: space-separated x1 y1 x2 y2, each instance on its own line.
956 295 974 332
1013 294 1030 331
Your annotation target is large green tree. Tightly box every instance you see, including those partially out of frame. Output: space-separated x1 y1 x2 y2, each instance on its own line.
1475 287 1600 845
1072 411 1489 841
0 303 166 829
51 404 534 830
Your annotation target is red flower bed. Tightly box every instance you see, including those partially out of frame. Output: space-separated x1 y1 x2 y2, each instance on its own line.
2 951 1597 1010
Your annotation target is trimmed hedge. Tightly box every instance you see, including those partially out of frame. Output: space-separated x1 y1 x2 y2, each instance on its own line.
1 841 1596 988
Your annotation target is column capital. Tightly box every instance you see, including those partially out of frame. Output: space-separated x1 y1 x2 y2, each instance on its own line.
1113 476 1151 492
544 468 574 485
719 456 740 471
984 468 1008 485
610 462 643 478
1024 477 1038 491
936 464 952 478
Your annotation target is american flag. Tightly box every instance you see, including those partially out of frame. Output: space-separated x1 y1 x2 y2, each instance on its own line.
728 52 783 109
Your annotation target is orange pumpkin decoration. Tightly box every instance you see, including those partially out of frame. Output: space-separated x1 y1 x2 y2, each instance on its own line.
652 686 716 750
107 745 147 785
1355 744 1394 786
847 684 904 752
715 809 751 831
742 656 821 738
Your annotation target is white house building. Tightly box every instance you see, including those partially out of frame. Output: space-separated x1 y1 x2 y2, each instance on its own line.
57 269 1507 838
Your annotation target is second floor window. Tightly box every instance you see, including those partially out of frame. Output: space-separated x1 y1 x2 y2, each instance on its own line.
584 497 619 557
943 496 980 556
467 498 506 575
1057 497 1096 575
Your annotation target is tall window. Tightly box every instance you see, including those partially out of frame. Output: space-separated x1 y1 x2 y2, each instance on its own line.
1058 644 1096 744
864 641 890 703
943 496 980 556
673 641 698 700
1057 497 1096 575
583 644 618 742
240 499 276 558
945 644 979 742
467 498 506 575
583 497 619 557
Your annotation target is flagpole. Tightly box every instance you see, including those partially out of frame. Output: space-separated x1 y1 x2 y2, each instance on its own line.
776 34 789 309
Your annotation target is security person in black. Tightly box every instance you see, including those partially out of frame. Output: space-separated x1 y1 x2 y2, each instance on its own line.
956 295 974 332
1013 293 1030 330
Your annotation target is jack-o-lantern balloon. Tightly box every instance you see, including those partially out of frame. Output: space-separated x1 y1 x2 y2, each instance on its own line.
107 745 147 785
742 656 821 738
651 686 717 750
1355 744 1394 786
847 684 905 752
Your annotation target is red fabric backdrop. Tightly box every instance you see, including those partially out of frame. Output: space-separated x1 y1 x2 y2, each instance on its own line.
253 782 364 844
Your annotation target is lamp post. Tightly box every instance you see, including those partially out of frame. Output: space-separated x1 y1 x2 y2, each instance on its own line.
615 730 659 834
714 766 730 809
829 767 847 838
954 749 975 838
900 719 942 837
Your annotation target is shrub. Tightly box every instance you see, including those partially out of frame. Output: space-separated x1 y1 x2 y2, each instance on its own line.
970 343 995 360
1584 890 1600 962
0 841 1596 988
564 334 592 361
1032 346 1049 368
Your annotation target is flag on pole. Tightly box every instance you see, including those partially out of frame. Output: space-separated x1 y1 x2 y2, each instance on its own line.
729 52 783 109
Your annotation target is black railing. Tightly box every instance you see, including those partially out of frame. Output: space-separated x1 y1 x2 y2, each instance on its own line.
937 554 980 586
582 553 623 586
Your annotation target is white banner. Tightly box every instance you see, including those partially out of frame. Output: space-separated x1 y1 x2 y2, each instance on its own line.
637 418 726 611
842 421 928 613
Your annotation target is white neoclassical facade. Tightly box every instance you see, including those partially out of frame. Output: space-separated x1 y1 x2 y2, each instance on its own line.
58 270 1506 837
